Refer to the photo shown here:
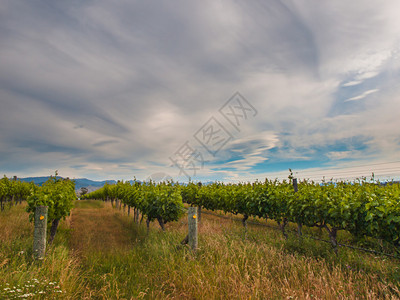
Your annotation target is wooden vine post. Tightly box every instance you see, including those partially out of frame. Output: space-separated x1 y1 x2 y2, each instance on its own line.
197 182 202 223
33 206 48 260
293 178 298 192
242 214 249 240
188 207 198 251
135 208 140 224
197 206 201 223
293 178 302 237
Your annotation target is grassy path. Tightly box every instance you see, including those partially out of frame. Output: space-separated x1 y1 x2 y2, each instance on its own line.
70 201 134 255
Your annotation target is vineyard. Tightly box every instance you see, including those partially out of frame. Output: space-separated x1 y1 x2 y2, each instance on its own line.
1 173 76 245
2 170 399 254
84 178 400 253
0 176 32 211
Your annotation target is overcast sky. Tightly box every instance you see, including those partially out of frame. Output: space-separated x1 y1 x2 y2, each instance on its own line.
1 0 400 182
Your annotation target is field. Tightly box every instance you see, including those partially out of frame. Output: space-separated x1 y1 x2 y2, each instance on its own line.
1 200 400 299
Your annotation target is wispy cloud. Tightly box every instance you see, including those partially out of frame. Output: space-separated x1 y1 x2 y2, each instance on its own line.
342 80 363 87
345 89 379 102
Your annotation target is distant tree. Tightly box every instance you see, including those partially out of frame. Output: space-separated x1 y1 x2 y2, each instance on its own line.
80 187 88 196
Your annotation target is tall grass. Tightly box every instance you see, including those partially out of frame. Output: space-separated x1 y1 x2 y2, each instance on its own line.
0 203 89 299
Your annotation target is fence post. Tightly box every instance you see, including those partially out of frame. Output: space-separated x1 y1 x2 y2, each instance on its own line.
197 206 201 223
135 208 140 224
293 178 298 192
188 207 198 251
293 178 302 237
33 206 48 260
197 182 202 223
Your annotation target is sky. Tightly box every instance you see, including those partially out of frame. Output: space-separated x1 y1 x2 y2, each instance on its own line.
1 0 400 183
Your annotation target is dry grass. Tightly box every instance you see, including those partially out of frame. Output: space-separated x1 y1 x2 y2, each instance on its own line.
148 213 400 299
69 201 133 255
153 237 398 299
0 202 32 241
0 203 90 299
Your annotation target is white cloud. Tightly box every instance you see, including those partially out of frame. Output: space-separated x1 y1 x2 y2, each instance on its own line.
221 132 278 171
342 80 362 87
326 151 353 160
345 89 379 102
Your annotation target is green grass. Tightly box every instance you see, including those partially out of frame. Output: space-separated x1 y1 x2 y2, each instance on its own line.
80 223 400 299
0 204 87 299
73 200 104 209
1 201 400 299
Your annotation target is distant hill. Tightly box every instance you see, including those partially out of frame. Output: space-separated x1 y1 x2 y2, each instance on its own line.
19 177 118 190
